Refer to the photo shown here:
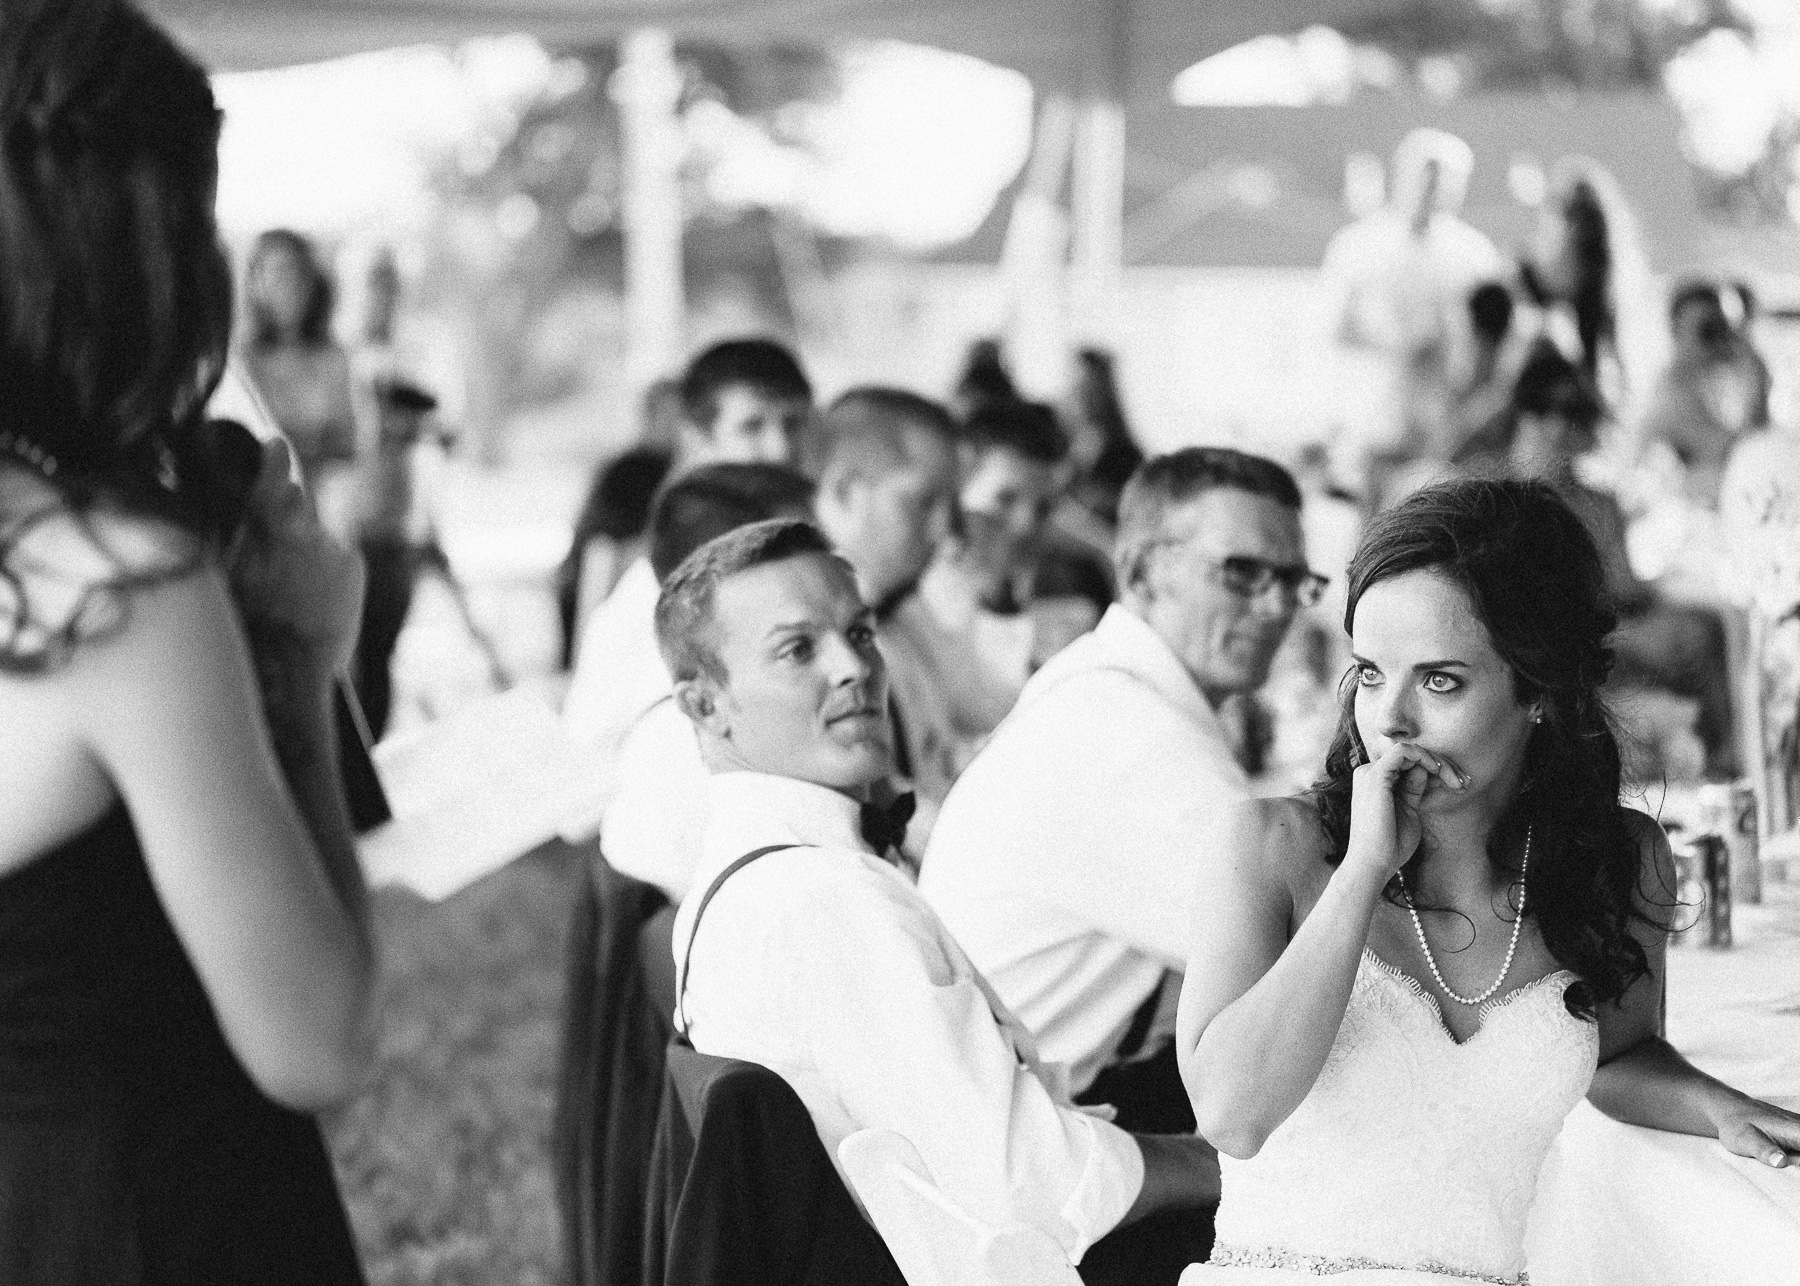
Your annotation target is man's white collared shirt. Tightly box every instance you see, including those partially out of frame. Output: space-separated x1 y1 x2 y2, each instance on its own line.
920 604 1252 1094
602 695 707 902
673 771 1143 1262
562 555 669 796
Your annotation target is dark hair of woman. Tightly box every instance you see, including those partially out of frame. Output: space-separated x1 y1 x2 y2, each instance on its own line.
1308 478 1660 1019
952 337 1019 417
1072 347 1143 501
1522 178 1614 388
1 0 240 668
554 444 675 667
243 228 337 348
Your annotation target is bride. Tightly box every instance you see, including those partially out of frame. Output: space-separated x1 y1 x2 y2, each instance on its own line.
1176 477 1799 1283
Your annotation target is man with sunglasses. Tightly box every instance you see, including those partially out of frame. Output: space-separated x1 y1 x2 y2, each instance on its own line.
921 448 1320 1161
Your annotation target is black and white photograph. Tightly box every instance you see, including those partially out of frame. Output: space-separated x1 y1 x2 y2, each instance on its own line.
3 1 1800 1283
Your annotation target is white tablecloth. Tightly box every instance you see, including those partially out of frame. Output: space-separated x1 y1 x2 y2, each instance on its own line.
1526 881 1800 1285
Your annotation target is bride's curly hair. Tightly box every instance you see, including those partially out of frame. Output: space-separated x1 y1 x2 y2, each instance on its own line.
1310 478 1662 1019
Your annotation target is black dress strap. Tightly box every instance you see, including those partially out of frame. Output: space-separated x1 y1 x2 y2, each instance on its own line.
675 844 799 1041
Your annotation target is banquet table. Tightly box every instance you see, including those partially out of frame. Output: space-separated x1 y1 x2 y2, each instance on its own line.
1526 878 1800 1284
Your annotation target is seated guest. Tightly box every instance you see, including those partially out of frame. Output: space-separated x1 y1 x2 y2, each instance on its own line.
611 388 963 895
601 463 815 899
554 378 682 669
658 520 1220 1283
902 400 1072 755
922 449 1318 1134
810 388 964 823
1509 344 1736 778
564 338 811 775
1638 280 1754 508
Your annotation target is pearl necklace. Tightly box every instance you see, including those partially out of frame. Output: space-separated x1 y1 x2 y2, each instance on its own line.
1401 825 1531 1007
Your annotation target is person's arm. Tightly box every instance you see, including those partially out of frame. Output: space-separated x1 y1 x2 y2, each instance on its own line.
1178 743 1458 1158
1121 1134 1221 1226
795 875 1163 1260
227 437 370 932
1587 812 1800 1167
72 565 373 1110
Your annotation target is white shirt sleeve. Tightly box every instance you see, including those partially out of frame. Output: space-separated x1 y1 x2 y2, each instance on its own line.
784 873 1144 1263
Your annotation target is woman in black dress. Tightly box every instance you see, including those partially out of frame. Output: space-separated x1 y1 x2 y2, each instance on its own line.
0 2 374 1281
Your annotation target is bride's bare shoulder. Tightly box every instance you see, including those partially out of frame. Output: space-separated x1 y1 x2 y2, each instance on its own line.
1223 794 1335 882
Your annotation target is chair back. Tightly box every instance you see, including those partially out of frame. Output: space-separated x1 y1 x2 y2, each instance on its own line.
837 1129 1081 1286
648 1047 906 1286
555 850 671 1286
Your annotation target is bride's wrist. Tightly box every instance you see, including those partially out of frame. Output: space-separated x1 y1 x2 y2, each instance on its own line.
1339 845 1397 888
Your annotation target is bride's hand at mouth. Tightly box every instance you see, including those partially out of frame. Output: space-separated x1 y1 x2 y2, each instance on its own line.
1345 741 1466 880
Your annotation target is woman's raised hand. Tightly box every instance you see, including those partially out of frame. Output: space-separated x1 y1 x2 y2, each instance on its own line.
227 437 364 674
1345 741 1465 879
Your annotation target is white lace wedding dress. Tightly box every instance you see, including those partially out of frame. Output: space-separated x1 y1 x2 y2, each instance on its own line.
1182 950 1598 1284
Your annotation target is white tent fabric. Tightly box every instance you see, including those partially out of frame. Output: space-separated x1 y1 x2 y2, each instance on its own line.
144 0 1399 99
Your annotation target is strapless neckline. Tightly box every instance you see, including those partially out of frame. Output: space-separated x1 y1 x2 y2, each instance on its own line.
1357 949 1577 1047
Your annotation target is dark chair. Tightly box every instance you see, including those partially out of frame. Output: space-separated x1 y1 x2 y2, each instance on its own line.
554 850 673 1286
643 1043 908 1286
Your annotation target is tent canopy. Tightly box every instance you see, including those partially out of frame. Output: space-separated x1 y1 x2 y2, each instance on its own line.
145 0 1398 99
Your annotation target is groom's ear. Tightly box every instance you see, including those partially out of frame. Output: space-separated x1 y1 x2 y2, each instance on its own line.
675 676 728 738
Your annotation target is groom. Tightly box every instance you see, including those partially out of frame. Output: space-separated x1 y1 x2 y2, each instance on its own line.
656 518 1219 1283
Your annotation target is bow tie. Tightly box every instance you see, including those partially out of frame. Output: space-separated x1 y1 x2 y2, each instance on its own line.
860 792 916 856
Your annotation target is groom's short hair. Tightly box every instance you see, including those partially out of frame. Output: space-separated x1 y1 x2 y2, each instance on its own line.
654 518 837 684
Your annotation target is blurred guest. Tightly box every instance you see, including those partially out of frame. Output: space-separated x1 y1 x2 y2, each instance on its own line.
344 245 403 400
1723 279 1773 431
909 400 1071 718
810 389 963 824
564 338 811 772
1510 344 1736 778
1063 348 1145 526
600 463 817 901
554 380 681 669
1518 161 1664 417
1442 280 1526 467
342 378 446 739
1640 281 1762 508
923 450 1318 1135
950 336 1020 420
1029 541 1116 670
659 521 1219 1285
240 229 358 497
673 337 811 467
1321 128 1503 475
0 3 372 1279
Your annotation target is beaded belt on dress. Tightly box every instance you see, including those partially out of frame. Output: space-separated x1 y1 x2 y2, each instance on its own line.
1208 1242 1528 1284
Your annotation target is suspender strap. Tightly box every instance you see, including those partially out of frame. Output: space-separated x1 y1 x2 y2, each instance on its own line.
675 843 799 1039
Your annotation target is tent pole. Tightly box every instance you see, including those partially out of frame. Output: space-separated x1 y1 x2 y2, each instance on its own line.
1069 0 1125 349
611 28 686 422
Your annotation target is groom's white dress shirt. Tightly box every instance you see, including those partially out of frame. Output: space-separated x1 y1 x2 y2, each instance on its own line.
672 771 1144 1263
921 604 1251 1095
